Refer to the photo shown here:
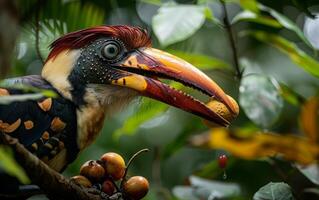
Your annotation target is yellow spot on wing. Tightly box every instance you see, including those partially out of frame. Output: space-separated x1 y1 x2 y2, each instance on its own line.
42 131 50 140
44 143 53 149
51 117 66 132
58 141 64 150
0 119 21 133
38 98 52 112
0 88 9 96
31 143 38 150
24 120 34 130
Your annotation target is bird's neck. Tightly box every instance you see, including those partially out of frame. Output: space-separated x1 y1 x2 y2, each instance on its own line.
76 84 137 149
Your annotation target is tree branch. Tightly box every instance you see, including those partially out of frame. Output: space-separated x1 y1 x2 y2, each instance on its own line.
220 0 242 80
0 133 119 200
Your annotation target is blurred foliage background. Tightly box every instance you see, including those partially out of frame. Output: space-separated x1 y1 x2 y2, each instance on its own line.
1 0 319 199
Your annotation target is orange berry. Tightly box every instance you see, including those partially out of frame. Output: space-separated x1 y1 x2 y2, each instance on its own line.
80 160 105 182
102 180 115 195
100 152 125 181
123 176 149 200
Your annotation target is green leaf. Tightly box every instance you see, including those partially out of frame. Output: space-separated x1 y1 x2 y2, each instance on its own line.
279 83 305 106
247 31 319 78
0 146 30 184
113 99 169 138
253 182 295 200
232 10 282 28
203 6 222 27
0 82 58 104
239 0 259 13
167 50 230 70
239 74 283 128
0 93 44 105
297 164 319 185
152 4 206 46
139 0 162 6
259 4 313 48
173 176 241 200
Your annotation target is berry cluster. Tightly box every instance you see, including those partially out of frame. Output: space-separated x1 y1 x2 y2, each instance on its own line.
70 150 149 200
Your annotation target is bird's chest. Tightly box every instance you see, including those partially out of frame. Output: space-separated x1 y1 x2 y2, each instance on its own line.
76 106 106 150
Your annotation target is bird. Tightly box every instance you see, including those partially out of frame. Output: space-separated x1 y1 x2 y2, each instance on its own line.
0 25 238 173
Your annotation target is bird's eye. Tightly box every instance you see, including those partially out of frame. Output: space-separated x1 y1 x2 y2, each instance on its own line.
102 42 121 60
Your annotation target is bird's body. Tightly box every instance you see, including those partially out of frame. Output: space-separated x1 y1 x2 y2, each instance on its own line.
0 25 238 174
0 75 78 172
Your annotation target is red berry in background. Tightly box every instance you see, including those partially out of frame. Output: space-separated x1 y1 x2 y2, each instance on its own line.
218 154 228 169
100 152 126 181
102 180 115 195
123 176 149 200
80 160 105 182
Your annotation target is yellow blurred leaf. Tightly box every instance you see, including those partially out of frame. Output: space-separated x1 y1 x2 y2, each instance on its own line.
300 96 319 143
191 128 319 165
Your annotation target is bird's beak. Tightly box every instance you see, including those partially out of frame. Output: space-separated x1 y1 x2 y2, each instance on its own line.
111 48 238 126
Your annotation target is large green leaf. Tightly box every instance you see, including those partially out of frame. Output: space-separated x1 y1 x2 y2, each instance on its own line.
0 146 30 184
253 182 295 200
20 0 105 58
167 50 230 70
152 4 206 46
259 4 313 48
39 1 105 32
239 74 283 128
233 3 313 48
248 31 319 78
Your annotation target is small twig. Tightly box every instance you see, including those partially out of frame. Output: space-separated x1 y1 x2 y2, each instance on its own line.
220 0 242 80
120 148 149 188
124 149 149 178
35 0 44 64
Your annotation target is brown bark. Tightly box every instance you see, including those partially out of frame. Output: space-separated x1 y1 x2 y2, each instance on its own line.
1 133 121 200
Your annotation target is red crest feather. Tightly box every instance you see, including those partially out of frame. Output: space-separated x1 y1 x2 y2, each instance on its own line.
46 25 151 62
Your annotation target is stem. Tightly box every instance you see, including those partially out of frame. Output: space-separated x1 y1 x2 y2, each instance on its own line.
120 148 149 188
152 147 161 187
220 0 242 80
35 0 44 64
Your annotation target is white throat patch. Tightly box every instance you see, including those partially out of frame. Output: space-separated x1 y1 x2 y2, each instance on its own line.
76 84 137 149
42 49 81 100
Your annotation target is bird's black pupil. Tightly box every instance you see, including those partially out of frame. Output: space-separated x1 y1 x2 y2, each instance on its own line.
108 47 115 54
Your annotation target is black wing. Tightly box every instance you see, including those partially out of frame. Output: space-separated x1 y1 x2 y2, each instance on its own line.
0 75 79 171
